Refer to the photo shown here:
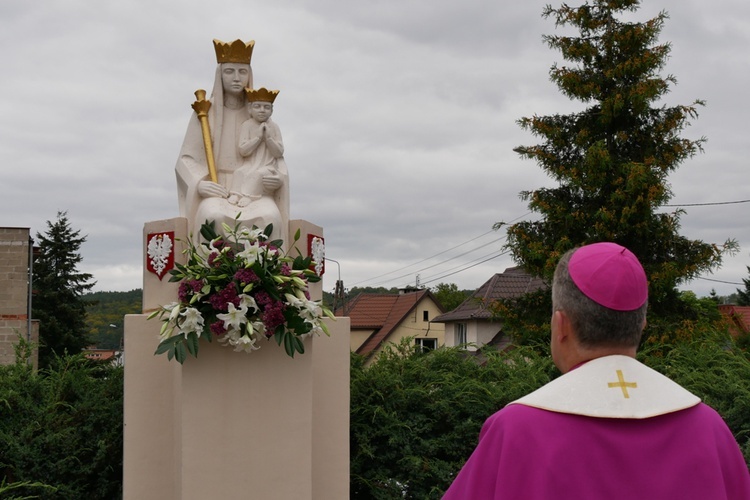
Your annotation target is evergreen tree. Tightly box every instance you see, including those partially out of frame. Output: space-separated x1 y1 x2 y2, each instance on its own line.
502 0 734 317
737 266 750 306
33 211 95 367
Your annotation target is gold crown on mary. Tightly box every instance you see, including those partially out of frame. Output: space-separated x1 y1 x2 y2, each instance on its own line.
246 87 279 103
213 39 255 64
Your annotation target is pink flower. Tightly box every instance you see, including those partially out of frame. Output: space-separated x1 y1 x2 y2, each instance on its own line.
262 300 286 334
235 269 259 284
209 283 240 312
178 279 204 303
210 321 227 336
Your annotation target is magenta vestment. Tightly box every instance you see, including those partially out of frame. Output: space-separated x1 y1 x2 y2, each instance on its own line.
443 402 750 499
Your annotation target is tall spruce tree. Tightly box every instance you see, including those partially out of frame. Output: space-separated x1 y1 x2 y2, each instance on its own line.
33 211 96 367
503 0 734 317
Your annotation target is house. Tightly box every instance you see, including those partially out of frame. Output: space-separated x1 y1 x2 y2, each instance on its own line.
338 289 445 361
718 304 750 339
83 346 123 366
433 267 546 351
0 227 39 368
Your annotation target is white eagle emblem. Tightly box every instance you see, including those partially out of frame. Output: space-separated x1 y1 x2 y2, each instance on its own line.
147 233 173 279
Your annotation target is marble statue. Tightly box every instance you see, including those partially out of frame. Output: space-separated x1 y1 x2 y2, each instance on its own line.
175 39 290 244
229 87 288 241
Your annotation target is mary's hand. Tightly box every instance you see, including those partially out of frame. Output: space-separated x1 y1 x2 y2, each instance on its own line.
261 175 282 194
198 181 229 198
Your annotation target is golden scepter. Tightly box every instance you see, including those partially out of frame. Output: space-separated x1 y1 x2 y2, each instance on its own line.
191 89 218 183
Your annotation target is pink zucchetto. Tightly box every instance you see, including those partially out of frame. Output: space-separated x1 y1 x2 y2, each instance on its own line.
568 242 648 311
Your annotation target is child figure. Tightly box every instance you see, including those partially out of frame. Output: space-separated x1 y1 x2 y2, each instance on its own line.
230 87 285 208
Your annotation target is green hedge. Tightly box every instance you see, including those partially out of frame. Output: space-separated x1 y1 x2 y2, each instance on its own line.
350 340 556 499
351 334 750 499
0 344 123 499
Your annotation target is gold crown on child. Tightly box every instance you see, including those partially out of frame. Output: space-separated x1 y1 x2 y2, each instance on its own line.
245 87 279 103
213 39 255 64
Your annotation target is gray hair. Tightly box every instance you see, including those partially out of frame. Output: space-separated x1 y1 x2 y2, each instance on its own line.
552 248 647 348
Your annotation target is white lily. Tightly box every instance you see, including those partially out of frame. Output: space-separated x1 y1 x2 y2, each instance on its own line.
217 328 240 346
216 303 248 331
284 293 305 309
237 240 262 265
300 299 322 322
232 334 260 353
179 307 205 338
237 225 264 242
238 293 259 313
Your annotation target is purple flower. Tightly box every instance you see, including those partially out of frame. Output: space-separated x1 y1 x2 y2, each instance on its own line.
262 300 286 334
280 264 291 277
210 321 227 336
178 279 205 303
254 290 272 307
208 283 240 312
235 268 259 284
207 252 220 268
178 282 191 303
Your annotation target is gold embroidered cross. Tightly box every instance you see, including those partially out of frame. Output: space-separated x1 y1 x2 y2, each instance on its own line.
608 369 637 398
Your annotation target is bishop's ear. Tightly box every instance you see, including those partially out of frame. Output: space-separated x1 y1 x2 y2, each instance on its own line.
551 309 570 341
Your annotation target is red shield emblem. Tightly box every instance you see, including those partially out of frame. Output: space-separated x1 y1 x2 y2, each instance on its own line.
307 234 325 276
146 232 175 280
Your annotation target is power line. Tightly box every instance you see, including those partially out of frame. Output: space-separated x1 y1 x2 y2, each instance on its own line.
420 251 509 286
696 276 744 286
351 212 531 288
664 199 750 207
364 236 506 288
419 248 508 284
349 229 496 287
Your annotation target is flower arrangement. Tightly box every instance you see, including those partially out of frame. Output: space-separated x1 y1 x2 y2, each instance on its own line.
148 220 333 363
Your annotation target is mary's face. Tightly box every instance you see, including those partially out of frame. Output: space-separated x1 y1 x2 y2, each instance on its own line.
221 63 250 96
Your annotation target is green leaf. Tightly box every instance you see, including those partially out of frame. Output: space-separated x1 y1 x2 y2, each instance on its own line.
186 332 199 357
175 342 187 364
283 331 295 357
200 220 218 242
274 330 284 346
293 335 305 354
155 340 174 355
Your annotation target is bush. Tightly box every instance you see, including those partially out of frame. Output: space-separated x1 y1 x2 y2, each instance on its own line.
0 343 123 499
350 339 554 499
351 330 750 498
641 330 750 464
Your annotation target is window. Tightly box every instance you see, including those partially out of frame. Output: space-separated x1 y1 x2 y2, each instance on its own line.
423 310 429 321
415 338 437 352
456 323 467 346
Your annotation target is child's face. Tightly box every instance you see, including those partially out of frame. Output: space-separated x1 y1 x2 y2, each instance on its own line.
250 101 273 122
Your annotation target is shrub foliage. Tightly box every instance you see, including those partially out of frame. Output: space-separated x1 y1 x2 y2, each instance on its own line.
0 342 123 499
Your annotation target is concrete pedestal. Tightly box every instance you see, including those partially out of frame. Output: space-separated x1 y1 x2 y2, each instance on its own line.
123 218 349 499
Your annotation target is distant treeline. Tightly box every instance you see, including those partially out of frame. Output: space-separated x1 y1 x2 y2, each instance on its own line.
85 290 142 349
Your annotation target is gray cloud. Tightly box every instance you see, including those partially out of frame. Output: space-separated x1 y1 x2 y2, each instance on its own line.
0 0 747 299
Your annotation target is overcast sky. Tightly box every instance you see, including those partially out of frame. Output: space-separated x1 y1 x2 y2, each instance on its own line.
1 0 748 299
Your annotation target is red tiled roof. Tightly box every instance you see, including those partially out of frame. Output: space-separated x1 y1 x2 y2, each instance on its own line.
337 290 439 357
337 293 401 328
433 267 547 322
718 304 750 338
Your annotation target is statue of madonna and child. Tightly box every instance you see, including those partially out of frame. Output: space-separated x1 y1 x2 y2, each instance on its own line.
175 39 289 245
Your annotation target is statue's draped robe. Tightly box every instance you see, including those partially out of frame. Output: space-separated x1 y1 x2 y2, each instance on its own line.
175 65 290 242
